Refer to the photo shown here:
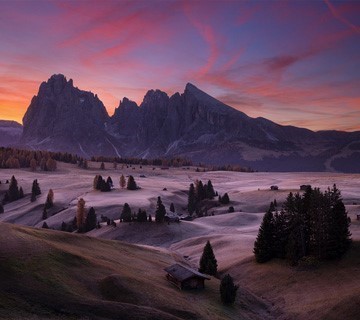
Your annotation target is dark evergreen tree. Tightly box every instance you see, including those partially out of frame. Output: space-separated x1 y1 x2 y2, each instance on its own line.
195 180 206 202
45 189 54 209
127 175 137 190
137 209 147 222
220 274 238 305
93 175 103 190
100 162 105 170
31 191 36 202
0 203 4 214
286 227 303 265
31 179 41 202
148 214 152 222
7 175 20 202
42 222 49 229
61 221 67 231
100 179 111 192
19 187 24 198
85 207 97 232
253 209 274 263
76 198 86 232
199 240 218 276
42 207 47 220
155 196 166 223
121 203 132 222
106 176 113 188
188 183 196 216
169 202 175 213
220 193 230 204
324 185 351 259
272 210 288 259
308 188 327 259
206 180 215 199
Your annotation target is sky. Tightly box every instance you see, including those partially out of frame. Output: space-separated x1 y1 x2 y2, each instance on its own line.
0 0 359 131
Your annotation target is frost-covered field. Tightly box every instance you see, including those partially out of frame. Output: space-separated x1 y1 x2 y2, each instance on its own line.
1 162 359 251
1 161 360 319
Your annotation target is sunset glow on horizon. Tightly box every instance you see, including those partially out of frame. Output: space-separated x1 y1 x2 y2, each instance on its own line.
0 0 359 131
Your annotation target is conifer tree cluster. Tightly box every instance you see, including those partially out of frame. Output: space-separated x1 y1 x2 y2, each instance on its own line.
137 208 148 222
187 180 216 215
2 175 24 204
74 199 98 233
254 185 351 264
219 193 230 204
199 240 218 276
93 175 112 192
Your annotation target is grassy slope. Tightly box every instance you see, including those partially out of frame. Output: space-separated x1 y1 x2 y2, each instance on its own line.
225 241 360 320
0 222 253 320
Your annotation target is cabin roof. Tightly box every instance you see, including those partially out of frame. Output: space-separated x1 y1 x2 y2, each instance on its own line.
164 263 211 282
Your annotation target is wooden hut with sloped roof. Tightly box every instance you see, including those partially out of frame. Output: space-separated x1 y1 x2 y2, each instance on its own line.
164 263 210 290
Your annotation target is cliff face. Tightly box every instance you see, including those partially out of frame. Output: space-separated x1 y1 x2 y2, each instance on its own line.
18 74 360 172
21 74 118 157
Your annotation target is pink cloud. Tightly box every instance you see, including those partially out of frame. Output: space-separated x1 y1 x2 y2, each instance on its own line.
324 0 360 34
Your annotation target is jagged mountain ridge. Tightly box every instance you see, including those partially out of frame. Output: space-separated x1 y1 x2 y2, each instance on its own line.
11 74 360 172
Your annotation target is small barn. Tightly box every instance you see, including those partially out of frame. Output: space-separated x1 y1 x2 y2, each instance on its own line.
164 263 210 290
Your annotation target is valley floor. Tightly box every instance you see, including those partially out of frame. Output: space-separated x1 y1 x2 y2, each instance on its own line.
1 162 360 319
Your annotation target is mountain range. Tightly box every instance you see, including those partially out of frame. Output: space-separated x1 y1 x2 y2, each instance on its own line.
2 74 360 172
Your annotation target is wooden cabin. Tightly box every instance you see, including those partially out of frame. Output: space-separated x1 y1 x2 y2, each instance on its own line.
164 263 210 290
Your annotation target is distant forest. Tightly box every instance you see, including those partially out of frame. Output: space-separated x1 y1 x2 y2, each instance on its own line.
0 147 253 172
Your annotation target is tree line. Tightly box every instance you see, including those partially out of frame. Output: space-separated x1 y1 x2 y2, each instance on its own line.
91 156 193 167
254 185 351 265
0 147 77 171
93 174 137 192
187 179 230 217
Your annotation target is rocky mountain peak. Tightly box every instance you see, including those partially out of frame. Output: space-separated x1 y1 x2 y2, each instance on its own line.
38 74 73 96
142 89 169 105
184 82 199 92
21 74 113 156
112 97 139 120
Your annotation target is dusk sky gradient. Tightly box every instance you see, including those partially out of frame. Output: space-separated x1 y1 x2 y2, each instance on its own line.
0 0 359 131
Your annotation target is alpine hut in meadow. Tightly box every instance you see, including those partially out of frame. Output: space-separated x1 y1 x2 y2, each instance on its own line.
164 263 210 290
